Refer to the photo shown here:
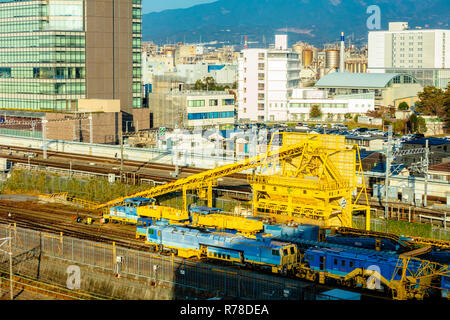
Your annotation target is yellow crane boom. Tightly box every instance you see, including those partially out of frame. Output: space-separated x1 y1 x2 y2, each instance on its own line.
95 140 308 210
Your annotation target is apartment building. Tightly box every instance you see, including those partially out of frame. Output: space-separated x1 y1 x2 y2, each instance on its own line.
238 35 300 122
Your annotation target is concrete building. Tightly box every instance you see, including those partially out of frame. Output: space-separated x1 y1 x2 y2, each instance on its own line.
315 72 423 109
176 63 238 87
238 35 301 122
149 90 236 129
428 162 450 183
285 88 375 122
0 0 144 143
368 22 450 89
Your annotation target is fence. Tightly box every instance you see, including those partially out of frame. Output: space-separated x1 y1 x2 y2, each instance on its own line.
352 216 450 241
0 223 319 300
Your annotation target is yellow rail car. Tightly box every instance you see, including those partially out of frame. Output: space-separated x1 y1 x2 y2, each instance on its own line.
137 205 189 223
191 212 263 236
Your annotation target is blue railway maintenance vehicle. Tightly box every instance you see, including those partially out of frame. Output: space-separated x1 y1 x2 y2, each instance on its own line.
145 224 299 275
104 197 155 223
299 246 448 300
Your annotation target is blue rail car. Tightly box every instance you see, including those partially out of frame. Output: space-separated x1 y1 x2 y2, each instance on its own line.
264 224 319 242
145 224 299 274
106 197 155 223
325 235 403 252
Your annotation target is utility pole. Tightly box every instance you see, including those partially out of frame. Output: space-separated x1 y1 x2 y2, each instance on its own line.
0 229 13 300
42 119 48 160
120 130 124 181
8 226 12 300
89 114 93 144
423 139 429 207
384 125 392 219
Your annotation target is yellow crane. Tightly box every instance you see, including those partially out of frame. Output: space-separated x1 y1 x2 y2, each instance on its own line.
95 133 371 229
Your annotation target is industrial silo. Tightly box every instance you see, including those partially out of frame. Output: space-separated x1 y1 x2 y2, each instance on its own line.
325 49 340 70
302 49 313 67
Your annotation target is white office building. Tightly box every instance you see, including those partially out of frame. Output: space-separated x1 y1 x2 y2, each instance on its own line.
286 88 375 122
368 22 450 88
238 35 301 122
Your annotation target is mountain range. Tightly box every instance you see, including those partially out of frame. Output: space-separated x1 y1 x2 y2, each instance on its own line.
142 0 450 47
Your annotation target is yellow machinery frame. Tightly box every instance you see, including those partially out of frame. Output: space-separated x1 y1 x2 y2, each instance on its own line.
249 133 370 229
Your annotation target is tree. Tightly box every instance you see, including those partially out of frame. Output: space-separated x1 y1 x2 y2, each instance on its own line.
445 84 450 127
344 113 352 120
416 86 446 118
309 105 322 119
398 102 409 111
192 77 225 91
408 113 418 133
393 120 405 133
417 116 427 134
193 79 206 90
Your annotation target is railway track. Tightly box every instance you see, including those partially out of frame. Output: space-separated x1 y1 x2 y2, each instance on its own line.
0 144 247 180
0 203 149 251
0 201 395 300
0 271 108 300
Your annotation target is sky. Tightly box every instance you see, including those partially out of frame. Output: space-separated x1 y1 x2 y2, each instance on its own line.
143 0 217 14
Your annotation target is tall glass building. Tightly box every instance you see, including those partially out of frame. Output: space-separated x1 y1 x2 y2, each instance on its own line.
0 0 142 113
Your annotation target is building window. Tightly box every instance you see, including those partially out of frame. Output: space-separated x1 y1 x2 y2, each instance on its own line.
222 99 235 106
188 100 205 107
209 99 218 106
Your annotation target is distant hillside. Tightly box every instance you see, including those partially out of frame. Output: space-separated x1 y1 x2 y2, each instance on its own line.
143 0 449 47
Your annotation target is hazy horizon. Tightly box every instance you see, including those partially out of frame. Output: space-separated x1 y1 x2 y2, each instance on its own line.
143 0 217 14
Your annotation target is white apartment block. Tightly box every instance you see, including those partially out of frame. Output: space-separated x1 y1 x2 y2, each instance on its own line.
368 22 450 88
238 35 300 122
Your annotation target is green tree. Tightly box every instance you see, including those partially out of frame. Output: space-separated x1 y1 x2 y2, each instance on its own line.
398 102 409 111
193 79 206 90
309 105 322 119
416 86 446 118
445 84 450 127
393 120 405 133
417 116 427 134
344 113 352 120
409 113 418 133
192 76 227 91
